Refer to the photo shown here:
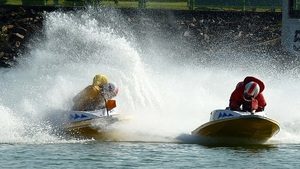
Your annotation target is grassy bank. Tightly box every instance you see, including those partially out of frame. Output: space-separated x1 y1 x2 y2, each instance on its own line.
3 0 281 11
4 0 188 10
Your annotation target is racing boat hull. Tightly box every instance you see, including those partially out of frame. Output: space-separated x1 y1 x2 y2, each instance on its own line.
191 109 280 145
64 108 129 140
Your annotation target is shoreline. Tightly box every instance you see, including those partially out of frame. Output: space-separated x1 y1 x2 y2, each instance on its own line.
0 6 283 67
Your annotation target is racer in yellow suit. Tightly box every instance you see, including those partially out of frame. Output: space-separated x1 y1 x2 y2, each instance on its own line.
72 74 119 111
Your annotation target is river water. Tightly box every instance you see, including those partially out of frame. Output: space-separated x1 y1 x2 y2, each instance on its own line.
0 7 300 168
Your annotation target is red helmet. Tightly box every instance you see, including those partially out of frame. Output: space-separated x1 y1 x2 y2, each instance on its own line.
244 81 260 101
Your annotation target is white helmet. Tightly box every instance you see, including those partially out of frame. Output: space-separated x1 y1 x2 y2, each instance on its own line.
103 82 119 99
244 81 260 101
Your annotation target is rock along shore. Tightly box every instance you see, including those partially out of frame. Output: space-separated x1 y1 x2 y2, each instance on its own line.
0 6 282 68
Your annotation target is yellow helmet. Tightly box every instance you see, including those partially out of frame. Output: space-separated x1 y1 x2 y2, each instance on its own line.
93 74 109 86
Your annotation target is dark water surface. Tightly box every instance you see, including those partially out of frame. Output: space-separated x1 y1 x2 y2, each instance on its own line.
1 142 299 168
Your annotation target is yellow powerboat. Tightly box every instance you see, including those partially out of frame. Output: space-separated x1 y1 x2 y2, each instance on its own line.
191 109 280 145
65 112 129 140
64 100 129 140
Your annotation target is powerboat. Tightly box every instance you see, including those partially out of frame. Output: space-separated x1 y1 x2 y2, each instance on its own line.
191 109 280 145
64 100 129 140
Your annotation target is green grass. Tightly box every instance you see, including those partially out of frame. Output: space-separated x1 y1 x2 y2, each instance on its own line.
3 0 280 12
4 0 188 9
5 0 21 5
145 2 188 10
100 1 188 10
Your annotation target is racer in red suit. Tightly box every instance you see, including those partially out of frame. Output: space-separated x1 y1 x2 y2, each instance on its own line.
229 76 266 112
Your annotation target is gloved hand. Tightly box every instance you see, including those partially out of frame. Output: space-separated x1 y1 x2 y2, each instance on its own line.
251 98 258 112
256 107 264 112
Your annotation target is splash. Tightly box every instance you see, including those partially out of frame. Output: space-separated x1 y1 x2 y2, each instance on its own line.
0 7 300 144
